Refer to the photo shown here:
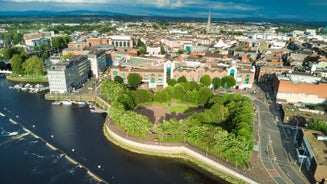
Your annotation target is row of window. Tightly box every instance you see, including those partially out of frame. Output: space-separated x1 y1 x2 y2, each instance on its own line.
112 41 131 47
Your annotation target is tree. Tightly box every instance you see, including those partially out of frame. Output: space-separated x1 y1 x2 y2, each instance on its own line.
131 89 153 105
10 54 24 75
307 119 327 132
167 78 177 86
154 89 170 103
114 76 123 84
222 75 236 89
127 73 142 89
200 74 211 87
60 53 73 61
177 76 187 83
172 84 186 100
212 77 222 89
3 47 24 60
176 48 185 55
160 42 165 54
190 81 198 91
22 55 45 76
197 87 212 107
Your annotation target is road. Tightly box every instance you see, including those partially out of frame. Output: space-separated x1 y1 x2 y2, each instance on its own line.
250 84 310 184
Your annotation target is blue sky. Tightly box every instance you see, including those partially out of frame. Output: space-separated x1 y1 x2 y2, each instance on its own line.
0 0 327 21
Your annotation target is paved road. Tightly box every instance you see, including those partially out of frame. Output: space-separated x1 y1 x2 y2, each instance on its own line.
249 84 310 184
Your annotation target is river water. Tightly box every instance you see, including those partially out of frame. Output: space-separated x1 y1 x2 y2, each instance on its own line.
0 79 225 184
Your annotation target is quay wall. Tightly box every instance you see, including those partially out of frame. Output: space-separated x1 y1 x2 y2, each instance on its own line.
45 92 257 184
104 119 258 184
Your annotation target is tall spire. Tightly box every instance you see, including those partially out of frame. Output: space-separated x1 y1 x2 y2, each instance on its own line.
207 10 211 33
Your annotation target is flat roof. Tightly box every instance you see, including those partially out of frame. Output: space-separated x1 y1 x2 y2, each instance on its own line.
277 73 321 84
122 57 165 69
302 129 327 165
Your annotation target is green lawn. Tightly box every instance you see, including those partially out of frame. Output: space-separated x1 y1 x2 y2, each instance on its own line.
164 105 198 113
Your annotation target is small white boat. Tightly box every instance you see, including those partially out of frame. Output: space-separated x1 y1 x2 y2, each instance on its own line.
52 101 61 105
61 101 72 106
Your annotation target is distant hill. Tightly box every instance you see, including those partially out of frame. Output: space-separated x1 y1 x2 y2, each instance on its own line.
0 10 325 27
0 10 123 17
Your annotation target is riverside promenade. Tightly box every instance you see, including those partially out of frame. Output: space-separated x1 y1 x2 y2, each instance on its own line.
104 118 258 184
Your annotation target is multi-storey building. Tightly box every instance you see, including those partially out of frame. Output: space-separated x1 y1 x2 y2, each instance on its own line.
110 57 255 89
295 129 327 183
23 30 54 47
273 73 327 104
110 36 133 48
87 50 107 78
47 55 90 94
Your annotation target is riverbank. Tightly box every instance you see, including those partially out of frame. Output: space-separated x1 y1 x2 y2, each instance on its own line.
103 119 258 184
6 75 48 83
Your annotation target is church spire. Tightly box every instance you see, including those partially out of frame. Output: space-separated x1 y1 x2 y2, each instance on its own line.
207 10 211 33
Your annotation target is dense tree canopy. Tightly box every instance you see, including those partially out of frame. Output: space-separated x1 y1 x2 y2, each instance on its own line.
200 74 211 87
222 76 236 89
127 73 142 89
114 75 123 84
212 77 222 89
22 55 45 76
101 78 254 166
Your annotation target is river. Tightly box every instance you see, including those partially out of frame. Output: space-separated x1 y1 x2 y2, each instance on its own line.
0 79 225 184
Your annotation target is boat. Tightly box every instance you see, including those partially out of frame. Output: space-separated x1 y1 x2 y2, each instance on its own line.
61 101 72 106
52 101 61 105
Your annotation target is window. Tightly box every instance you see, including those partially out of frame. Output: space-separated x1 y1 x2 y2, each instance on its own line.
143 73 148 80
230 69 235 76
190 74 194 81
158 74 162 83
245 74 250 84
151 73 155 83
113 71 118 77
123 41 126 47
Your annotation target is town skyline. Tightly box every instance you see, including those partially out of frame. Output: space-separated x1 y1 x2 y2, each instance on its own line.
1 0 327 22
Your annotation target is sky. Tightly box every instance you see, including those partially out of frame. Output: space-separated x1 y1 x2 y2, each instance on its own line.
0 0 327 22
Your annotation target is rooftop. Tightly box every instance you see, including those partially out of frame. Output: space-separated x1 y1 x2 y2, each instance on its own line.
302 129 327 165
277 73 321 84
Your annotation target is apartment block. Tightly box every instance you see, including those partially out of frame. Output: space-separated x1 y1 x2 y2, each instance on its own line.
87 50 107 78
47 55 90 94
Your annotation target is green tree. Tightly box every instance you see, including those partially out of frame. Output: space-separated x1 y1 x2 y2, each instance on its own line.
154 89 170 103
176 48 185 55
212 77 222 89
22 55 45 76
10 54 24 75
172 84 186 100
60 53 73 61
160 42 165 54
222 75 236 89
167 78 177 86
200 74 211 87
114 75 123 84
3 47 23 60
131 89 153 105
127 73 142 89
189 81 198 91
307 119 327 132
13 32 23 45
177 76 187 83
197 87 212 107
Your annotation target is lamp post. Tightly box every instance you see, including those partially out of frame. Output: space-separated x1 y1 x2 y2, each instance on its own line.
293 118 299 144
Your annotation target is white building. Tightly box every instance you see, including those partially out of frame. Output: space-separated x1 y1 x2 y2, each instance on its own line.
47 55 90 94
87 50 107 78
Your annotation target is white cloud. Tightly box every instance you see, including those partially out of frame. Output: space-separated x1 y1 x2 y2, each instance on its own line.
5 0 112 3
137 0 184 8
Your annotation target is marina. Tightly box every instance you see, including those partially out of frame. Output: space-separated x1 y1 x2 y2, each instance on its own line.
9 83 49 93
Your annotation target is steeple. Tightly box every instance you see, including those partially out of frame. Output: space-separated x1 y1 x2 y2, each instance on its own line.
206 10 211 33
